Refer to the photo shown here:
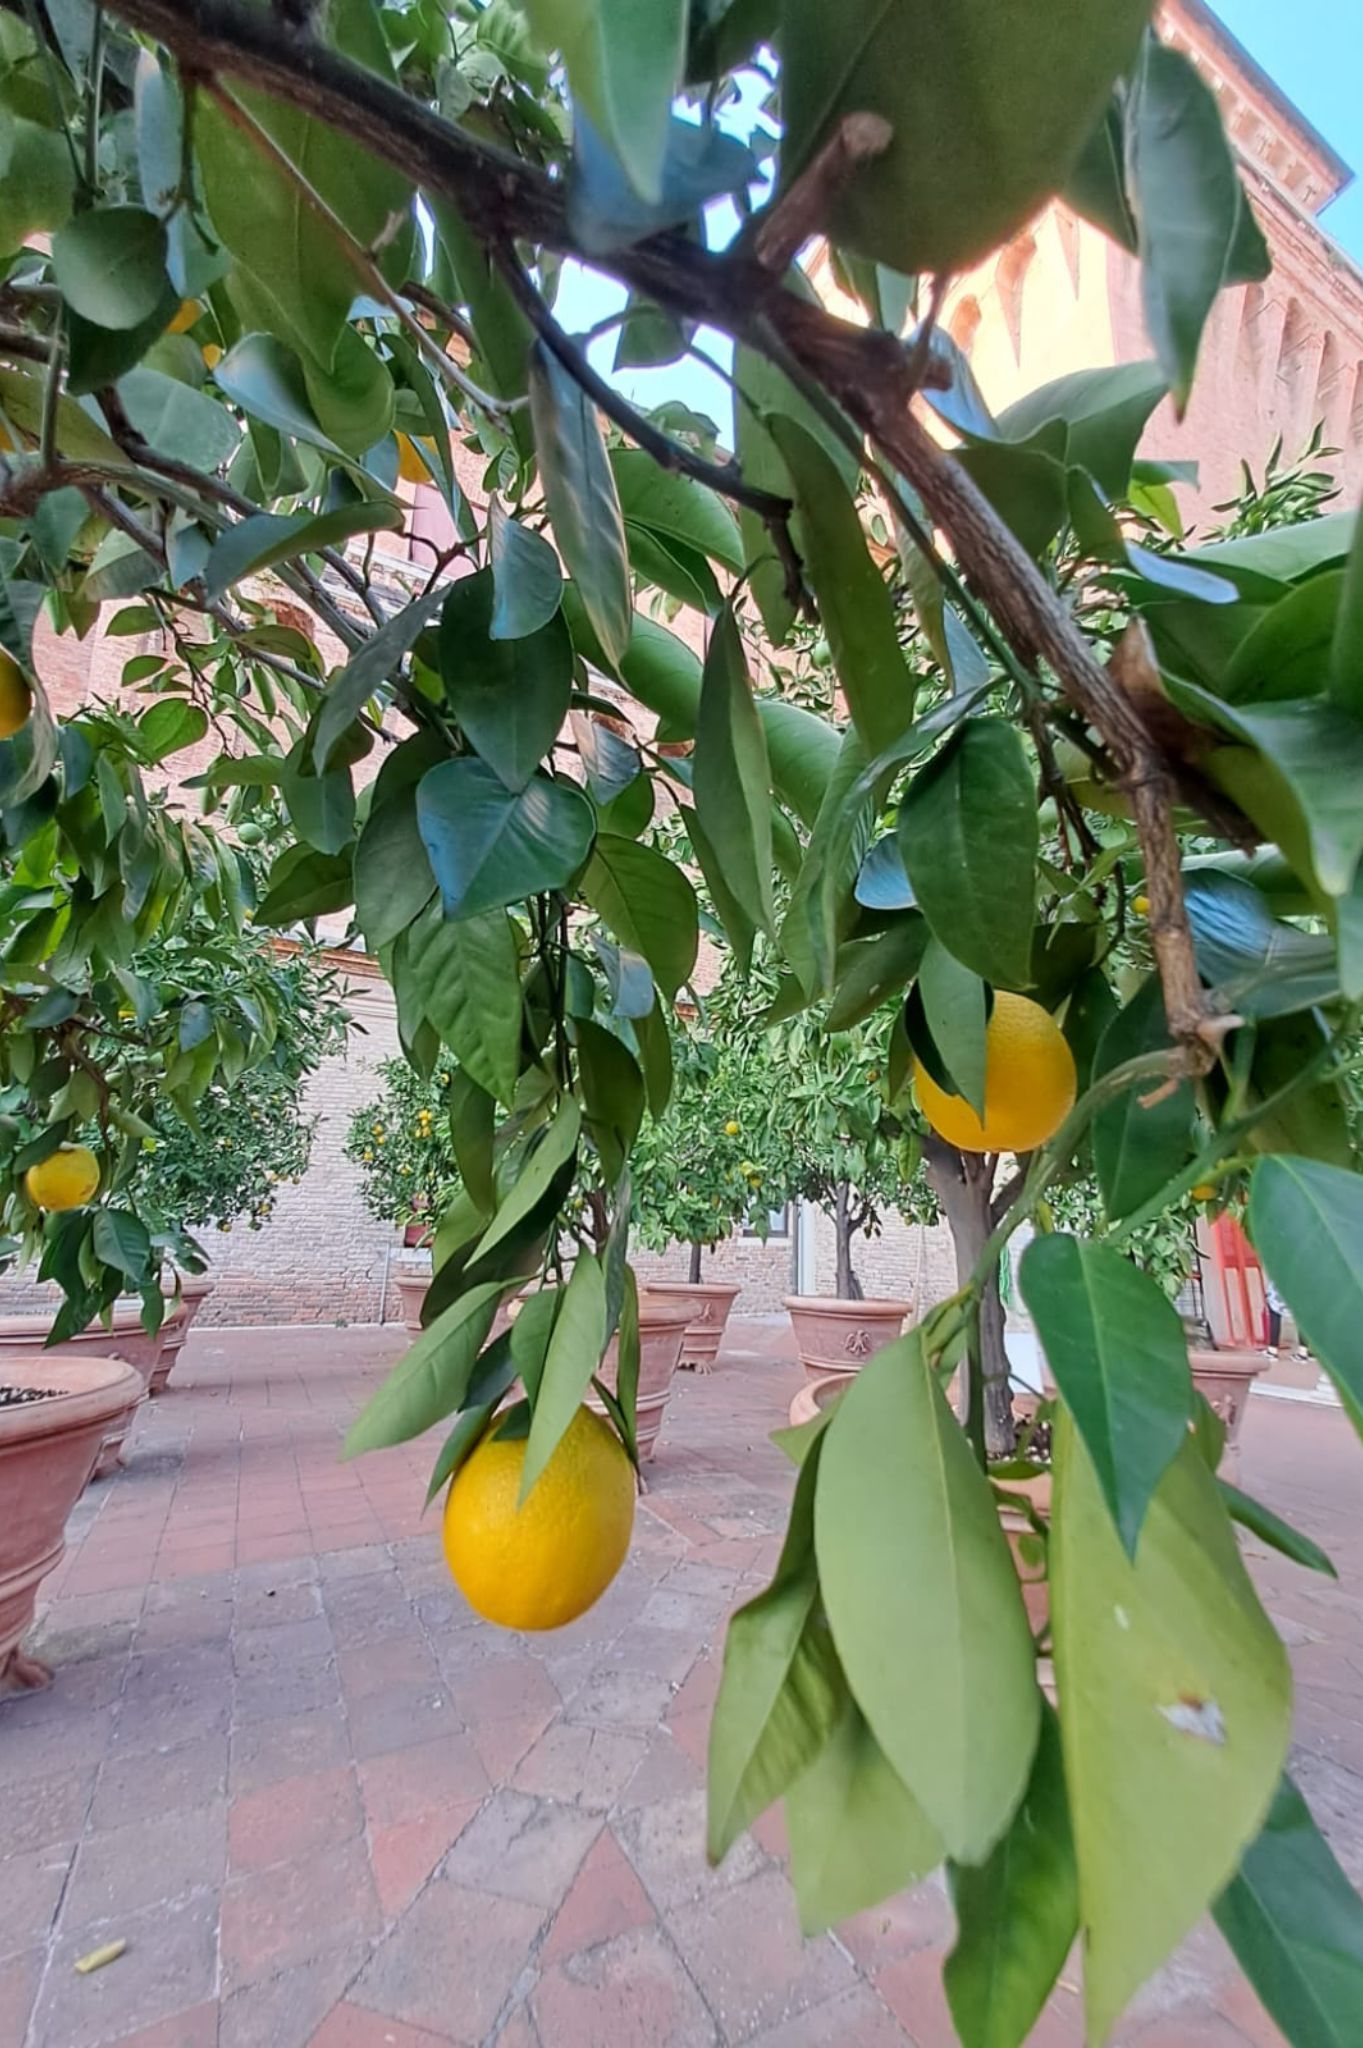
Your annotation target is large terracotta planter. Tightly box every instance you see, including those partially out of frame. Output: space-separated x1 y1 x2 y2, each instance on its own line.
1189 1347 1266 1481
784 1295 913 1387
589 1299 692 1460
151 1272 215 1395
394 1262 431 1333
994 1469 1052 1640
787 1373 847 1431
0 1354 142 1694
0 1311 166 1477
640 1281 740 1372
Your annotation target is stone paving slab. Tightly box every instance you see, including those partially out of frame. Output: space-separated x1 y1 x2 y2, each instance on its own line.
2 1320 1360 2044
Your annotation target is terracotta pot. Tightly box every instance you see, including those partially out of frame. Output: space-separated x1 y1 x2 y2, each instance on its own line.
995 1469 1052 1640
639 1281 740 1372
1188 1347 1266 1482
0 1353 142 1694
0 1311 167 1477
784 1296 914 1386
152 1272 215 1395
787 1373 848 1430
394 1264 431 1333
589 1300 692 1460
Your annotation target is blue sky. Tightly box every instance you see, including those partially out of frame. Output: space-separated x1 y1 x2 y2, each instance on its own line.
1210 0 1363 262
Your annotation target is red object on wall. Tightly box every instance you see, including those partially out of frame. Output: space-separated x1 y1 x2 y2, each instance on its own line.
1198 1213 1267 1348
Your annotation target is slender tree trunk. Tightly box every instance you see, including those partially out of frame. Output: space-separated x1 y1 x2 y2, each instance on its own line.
789 1208 801 1295
922 1139 1015 1458
688 1239 703 1285
833 1183 864 1300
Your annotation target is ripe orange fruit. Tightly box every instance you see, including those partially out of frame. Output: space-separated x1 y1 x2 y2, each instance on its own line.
1132 894 1150 915
1191 1182 1218 1202
0 650 32 739
202 343 222 370
443 1404 634 1630
914 992 1076 1155
168 300 200 333
396 433 432 485
25 1144 100 1211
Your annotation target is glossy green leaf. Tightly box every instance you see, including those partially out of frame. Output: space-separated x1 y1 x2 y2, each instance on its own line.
1330 502 1363 717
1020 1233 1191 1555
956 438 1069 560
1221 573 1345 705
916 936 988 1117
301 326 395 457
897 720 1037 987
213 334 340 453
354 791 436 951
255 844 354 925
343 1282 503 1455
1128 42 1240 414
405 899 523 1106
780 0 1148 273
781 731 871 997
707 1443 843 1863
1183 869 1337 1020
0 110 75 250
137 700 209 765
115 367 240 473
523 0 685 203
576 1018 644 1183
815 1331 1040 1861
529 343 631 668
693 606 776 936
92 1209 153 1281
611 448 743 571
521 1249 607 1501
204 504 402 600
1214 1773 1363 2046
313 584 447 772
1053 1424 1291 2042
994 361 1167 502
488 497 563 640
826 916 927 1033
770 415 916 755
0 369 126 470
1245 1013 1351 1168
1092 976 1193 1219
583 835 698 999
571 712 641 807
416 759 595 919
511 1286 561 1405
477 1098 582 1264
1250 1156 1363 1434
945 1704 1077 2048
1219 1484 1337 1580
427 193 533 433
623 522 721 614
52 206 170 331
449 1069 496 1216
440 568 572 793
786 1694 943 1936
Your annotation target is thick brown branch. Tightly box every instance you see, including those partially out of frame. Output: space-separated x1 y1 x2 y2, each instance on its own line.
746 112 893 277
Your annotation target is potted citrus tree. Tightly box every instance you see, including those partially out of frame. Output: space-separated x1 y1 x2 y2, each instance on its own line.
346 1056 462 1329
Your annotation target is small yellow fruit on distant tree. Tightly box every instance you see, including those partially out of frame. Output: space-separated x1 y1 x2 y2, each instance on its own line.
724 1119 740 1136
24 1144 100 1211
1132 894 1150 915
168 300 200 333
0 649 32 739
1191 1182 1218 1201
443 1404 634 1630
202 343 222 370
914 991 1077 1155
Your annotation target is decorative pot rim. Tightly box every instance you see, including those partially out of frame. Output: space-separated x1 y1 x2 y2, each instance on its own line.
0 1354 143 1445
643 1280 742 1299
635 1301 695 1330
1188 1347 1269 1380
784 1295 915 1316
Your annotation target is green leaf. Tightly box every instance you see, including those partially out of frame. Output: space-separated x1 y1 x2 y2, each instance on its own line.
1221 573 1346 705
522 0 685 203
708 1442 843 1863
301 325 395 457
426 1394 501 1506
583 835 698 999
956 438 1069 561
0 110 74 250
692 605 776 936
897 720 1038 987
115 366 240 473
416 759 596 919
826 916 927 1034
770 415 916 756
440 568 572 792
521 1250 607 1501
91 1209 153 1282
993 361 1168 502
786 1694 943 1936
212 333 339 453
511 1286 560 1405
204 504 402 600
1127 41 1240 414
1020 1234 1191 1556
1091 976 1193 1220
1053 1424 1291 2043
916 937 987 1116
1330 501 1363 717
610 447 744 571
1245 1012 1351 1169
815 1331 1040 1862
313 584 447 772
427 194 533 435
1214 1773 1363 2047
488 497 563 641
255 844 354 925
344 1282 503 1456
1183 869 1337 1020
1250 1156 1363 1435
52 206 169 331
945 1704 1077 2048
624 522 721 614
576 1018 644 1184
572 712 640 807
137 700 209 765
449 1070 496 1215
354 790 436 950
476 1097 581 1263
529 342 631 668
1219 1483 1337 1579
405 899 523 1106
780 0 1148 273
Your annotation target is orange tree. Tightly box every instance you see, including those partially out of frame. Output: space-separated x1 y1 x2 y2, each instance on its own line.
2 1 1363 2038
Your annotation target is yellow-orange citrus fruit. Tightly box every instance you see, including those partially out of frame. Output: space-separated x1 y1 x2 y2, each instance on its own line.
1132 894 1150 915
914 992 1077 1155
724 1119 740 1136
168 300 200 334
1191 1182 1218 1202
396 433 431 485
0 650 31 739
443 1404 634 1630
25 1144 100 1211
202 343 222 370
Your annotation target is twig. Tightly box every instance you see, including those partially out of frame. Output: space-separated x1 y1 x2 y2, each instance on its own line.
746 113 893 277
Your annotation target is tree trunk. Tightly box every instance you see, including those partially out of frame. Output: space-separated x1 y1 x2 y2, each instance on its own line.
833 1183 864 1300
688 1240 703 1285
922 1139 1015 1459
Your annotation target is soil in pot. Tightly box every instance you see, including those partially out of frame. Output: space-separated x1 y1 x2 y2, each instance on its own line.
1 1353 142 1694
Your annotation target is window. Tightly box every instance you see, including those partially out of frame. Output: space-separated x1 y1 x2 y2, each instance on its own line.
743 1203 792 1241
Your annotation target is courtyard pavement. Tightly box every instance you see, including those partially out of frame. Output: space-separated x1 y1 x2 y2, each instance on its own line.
4 1319 1362 2048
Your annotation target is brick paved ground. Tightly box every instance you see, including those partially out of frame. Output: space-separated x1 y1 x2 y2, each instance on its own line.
4 1320 1361 2047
